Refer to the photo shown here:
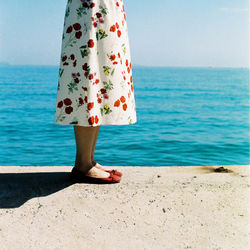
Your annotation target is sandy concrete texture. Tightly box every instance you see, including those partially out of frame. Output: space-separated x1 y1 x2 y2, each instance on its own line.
0 165 249 250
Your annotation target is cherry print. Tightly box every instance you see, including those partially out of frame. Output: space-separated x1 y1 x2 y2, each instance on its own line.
62 53 77 67
63 98 72 106
82 63 88 71
110 55 116 61
66 26 73 33
57 101 63 108
75 31 82 39
110 25 116 32
114 99 120 107
73 23 81 31
120 96 126 103
88 102 94 110
65 106 73 114
122 103 127 111
81 0 95 9
103 94 108 99
82 2 89 8
79 97 84 105
94 115 99 123
96 12 102 18
88 116 95 125
88 39 95 48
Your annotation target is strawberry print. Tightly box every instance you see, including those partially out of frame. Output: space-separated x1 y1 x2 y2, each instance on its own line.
55 0 137 126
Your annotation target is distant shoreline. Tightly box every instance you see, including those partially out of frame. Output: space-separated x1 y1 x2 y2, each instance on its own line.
0 63 249 69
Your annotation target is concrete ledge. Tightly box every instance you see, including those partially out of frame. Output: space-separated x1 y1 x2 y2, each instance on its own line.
0 165 249 249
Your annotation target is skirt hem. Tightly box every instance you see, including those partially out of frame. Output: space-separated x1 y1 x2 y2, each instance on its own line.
54 120 137 127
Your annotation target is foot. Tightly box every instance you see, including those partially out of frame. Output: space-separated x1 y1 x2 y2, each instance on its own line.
92 160 123 177
92 161 113 171
84 166 111 178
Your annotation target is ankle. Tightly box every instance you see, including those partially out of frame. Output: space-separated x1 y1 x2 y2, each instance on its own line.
74 161 93 173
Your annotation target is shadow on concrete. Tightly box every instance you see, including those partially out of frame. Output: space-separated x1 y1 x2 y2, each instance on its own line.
0 172 72 209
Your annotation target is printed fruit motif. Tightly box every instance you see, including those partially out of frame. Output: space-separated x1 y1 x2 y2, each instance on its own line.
88 39 95 48
109 22 122 38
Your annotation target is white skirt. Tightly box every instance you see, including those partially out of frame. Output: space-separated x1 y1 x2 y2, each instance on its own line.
54 0 137 126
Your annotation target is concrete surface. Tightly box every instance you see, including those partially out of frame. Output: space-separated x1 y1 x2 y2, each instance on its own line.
0 165 249 250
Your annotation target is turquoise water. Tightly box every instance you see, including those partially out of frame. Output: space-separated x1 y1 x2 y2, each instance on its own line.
0 65 249 166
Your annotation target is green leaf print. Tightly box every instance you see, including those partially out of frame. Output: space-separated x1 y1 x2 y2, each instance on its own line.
64 34 77 49
76 6 88 18
67 81 78 94
111 68 115 76
99 5 108 16
65 6 70 18
103 80 114 91
70 118 78 125
80 48 89 58
59 68 64 78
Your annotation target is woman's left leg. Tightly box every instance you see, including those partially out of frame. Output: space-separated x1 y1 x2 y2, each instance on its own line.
91 126 113 171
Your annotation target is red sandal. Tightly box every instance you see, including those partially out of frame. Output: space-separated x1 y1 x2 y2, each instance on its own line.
105 169 122 177
70 167 121 184
92 161 123 177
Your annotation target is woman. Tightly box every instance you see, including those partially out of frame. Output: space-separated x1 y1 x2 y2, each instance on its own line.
54 0 137 183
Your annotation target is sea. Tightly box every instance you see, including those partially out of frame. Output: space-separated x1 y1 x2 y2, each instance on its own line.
0 65 249 167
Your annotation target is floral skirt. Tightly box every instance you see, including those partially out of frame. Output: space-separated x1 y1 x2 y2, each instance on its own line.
54 0 137 126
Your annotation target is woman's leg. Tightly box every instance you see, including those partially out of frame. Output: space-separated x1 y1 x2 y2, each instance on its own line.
91 125 100 165
73 125 109 178
91 126 113 171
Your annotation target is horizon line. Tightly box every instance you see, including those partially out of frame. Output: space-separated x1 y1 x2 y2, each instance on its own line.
0 63 249 69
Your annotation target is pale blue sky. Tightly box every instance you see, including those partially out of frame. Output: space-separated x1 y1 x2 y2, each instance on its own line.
0 0 249 67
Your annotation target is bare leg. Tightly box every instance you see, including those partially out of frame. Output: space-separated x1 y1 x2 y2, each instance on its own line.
90 125 100 165
74 125 109 178
91 126 113 171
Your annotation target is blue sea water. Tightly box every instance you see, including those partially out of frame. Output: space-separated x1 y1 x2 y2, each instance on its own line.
0 65 249 167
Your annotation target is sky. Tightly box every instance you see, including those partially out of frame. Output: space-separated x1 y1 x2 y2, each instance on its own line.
0 0 249 67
